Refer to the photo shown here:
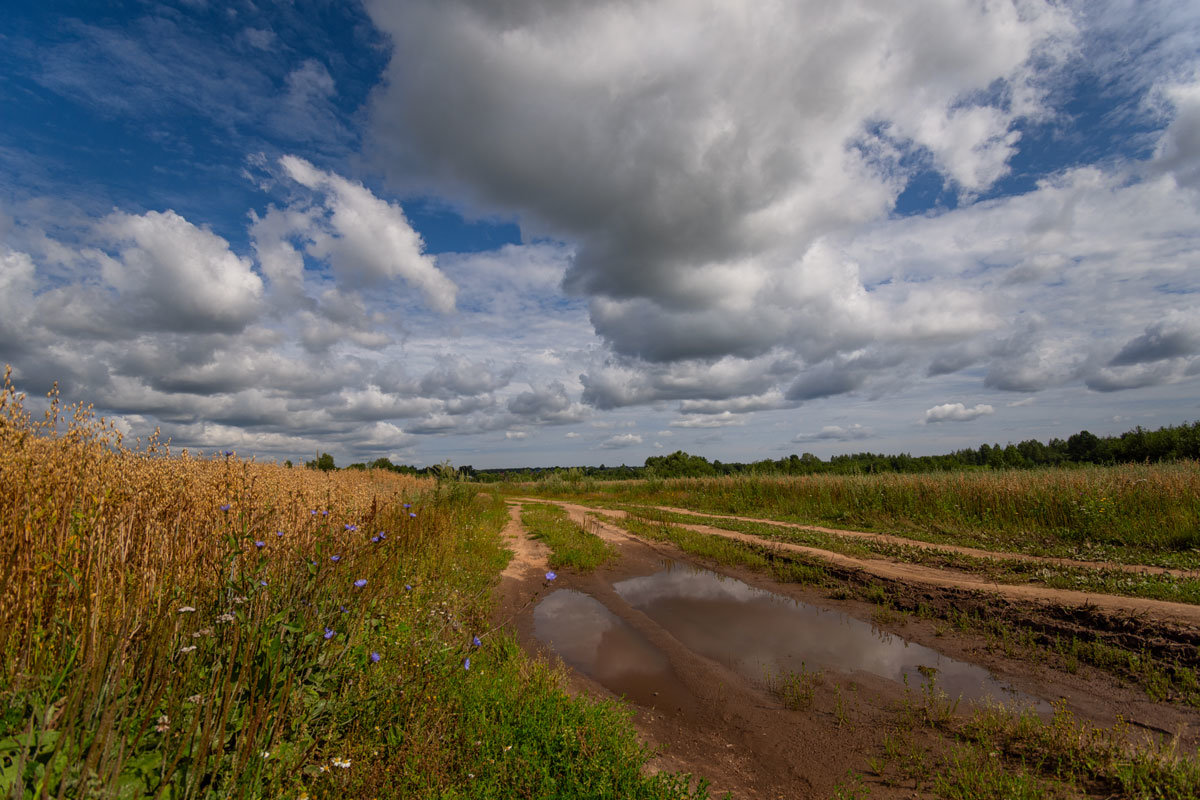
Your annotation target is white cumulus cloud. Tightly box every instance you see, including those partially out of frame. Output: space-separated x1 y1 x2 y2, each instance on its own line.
599 433 643 449
278 155 457 312
924 403 995 424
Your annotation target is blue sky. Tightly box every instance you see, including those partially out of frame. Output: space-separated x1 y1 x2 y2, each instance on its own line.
2 0 1199 468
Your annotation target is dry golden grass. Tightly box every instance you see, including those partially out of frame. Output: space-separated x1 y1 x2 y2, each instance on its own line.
0 371 710 800
0 369 431 686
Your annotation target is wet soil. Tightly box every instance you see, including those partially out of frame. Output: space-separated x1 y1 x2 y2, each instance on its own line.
525 499 1200 629
494 500 1200 800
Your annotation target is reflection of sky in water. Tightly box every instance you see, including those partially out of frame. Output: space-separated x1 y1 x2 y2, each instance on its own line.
533 589 679 705
534 590 618 665
615 567 1048 711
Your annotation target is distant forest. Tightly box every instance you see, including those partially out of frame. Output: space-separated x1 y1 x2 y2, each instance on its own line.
325 420 1200 481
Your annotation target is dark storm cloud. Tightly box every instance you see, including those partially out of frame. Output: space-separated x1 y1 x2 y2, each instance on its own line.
1109 318 1200 366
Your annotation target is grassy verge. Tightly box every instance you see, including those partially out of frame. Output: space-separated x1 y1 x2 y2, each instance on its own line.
940 605 1200 707
0 377 712 799
596 511 1200 706
616 505 1200 606
503 464 1200 569
864 682 1200 799
598 506 1200 796
520 503 616 572
594 513 831 588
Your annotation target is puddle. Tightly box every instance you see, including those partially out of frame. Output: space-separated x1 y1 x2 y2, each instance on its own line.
614 565 1050 712
533 589 693 710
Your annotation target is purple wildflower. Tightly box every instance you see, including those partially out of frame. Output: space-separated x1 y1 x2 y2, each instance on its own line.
463 657 470 671
545 571 557 582
323 627 335 640
219 504 231 512
409 512 417 518
403 503 411 509
344 524 357 532
255 540 266 549
321 511 329 517
370 652 381 663
331 555 341 563
371 535 381 543
259 579 268 587
276 530 284 537
339 605 348 613
472 635 482 648
224 450 233 457
354 579 367 588
404 584 413 591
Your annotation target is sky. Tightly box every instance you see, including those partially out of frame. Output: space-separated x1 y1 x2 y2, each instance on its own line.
1 0 1199 469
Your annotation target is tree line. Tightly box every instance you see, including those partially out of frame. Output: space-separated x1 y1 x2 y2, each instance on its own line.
302 419 1200 480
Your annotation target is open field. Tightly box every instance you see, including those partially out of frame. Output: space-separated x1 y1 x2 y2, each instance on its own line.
0 381 711 799
507 467 1200 568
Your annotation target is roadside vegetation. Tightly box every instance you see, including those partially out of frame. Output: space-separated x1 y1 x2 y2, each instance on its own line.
592 511 1200 707
519 503 616 572
590 507 1200 796
509 464 1200 568
0 374 711 799
595 513 832 590
860 683 1200 799
611 505 1200 605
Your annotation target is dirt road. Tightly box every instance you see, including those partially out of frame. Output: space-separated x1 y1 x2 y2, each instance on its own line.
494 499 1200 800
512 498 1200 627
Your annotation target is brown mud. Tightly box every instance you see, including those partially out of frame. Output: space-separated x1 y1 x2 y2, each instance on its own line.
518 499 1200 630
493 499 1200 800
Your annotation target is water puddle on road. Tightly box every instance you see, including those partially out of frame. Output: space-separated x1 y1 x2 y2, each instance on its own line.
614 565 1050 712
533 589 693 710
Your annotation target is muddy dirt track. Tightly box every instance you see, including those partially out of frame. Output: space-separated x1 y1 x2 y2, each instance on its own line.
493 499 1200 800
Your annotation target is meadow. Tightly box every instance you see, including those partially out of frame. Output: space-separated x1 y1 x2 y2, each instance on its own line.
511 465 1200 568
0 375 710 799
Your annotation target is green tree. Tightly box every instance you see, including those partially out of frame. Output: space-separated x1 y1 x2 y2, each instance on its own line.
306 452 336 471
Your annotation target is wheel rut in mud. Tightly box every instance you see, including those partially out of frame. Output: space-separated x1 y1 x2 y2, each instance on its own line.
494 499 1200 800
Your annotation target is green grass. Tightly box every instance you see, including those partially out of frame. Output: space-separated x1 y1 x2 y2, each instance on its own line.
359 634 714 799
599 510 1200 707
866 682 1200 799
616 505 1200 606
955 702 1200 799
503 463 1200 569
520 503 617 572
596 513 830 586
929 746 1066 799
2 485 710 799
764 664 823 711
